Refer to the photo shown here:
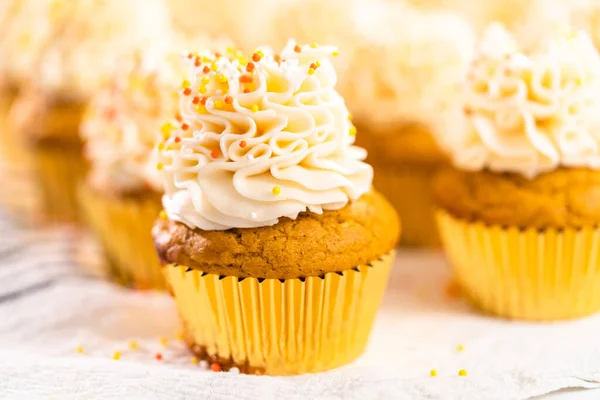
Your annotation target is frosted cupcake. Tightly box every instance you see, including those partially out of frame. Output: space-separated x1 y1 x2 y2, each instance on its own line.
10 0 172 223
78 45 186 290
342 3 474 246
435 25 600 320
152 41 400 374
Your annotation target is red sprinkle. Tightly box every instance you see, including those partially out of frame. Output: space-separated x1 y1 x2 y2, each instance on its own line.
192 96 200 104
210 363 222 372
239 140 247 148
155 353 163 361
294 44 302 53
210 149 219 158
246 62 255 72
183 88 192 96
174 136 181 143
252 52 261 62
224 96 233 105
200 96 207 105
309 62 318 70
202 66 211 74
239 74 253 84
243 88 251 93
194 59 201 67
181 123 189 131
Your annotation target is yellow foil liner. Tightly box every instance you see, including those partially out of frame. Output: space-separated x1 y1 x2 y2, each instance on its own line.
165 250 395 375
79 183 165 290
373 163 441 247
437 209 600 321
31 141 86 223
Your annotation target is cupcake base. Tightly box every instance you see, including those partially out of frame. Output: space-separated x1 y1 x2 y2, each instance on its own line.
78 183 165 290
165 251 395 375
437 209 600 320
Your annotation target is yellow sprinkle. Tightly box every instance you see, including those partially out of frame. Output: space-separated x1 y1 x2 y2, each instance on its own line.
272 186 281 195
256 49 264 58
214 99 225 109
218 75 228 84
456 344 464 352
235 50 244 58
113 351 121 360
159 210 167 220
198 85 207 94
201 76 210 85
315 61 321 68
176 331 185 340
76 346 84 354
458 369 467 377
202 56 211 63
160 122 174 139
157 142 165 151
196 104 207 113
332 50 339 57
226 46 235 54
211 62 218 72
349 126 357 136
251 104 259 113
308 68 315 75
159 337 168 347
310 42 319 48
129 340 138 350
430 369 437 377
191 357 199 365
237 55 248 66
182 80 191 88
156 162 164 171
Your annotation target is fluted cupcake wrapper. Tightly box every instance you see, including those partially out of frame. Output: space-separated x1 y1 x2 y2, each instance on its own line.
437 209 600 321
78 183 165 290
165 250 395 375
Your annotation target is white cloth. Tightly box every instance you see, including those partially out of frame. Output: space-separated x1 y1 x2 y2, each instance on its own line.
1 165 600 399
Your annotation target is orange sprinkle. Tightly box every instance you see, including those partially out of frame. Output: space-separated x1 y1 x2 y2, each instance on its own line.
215 52 222 58
294 44 302 53
243 88 251 93
211 363 222 372
200 96 207 105
310 62 318 70
239 140 247 148
239 74 253 84
194 59 201 67
155 353 163 361
246 62 255 72
175 113 183 122
224 95 233 105
183 88 192 96
252 52 261 62
274 54 281 64
174 136 181 143
202 65 210 74
187 53 194 59
192 96 200 105
464 107 472 115
181 123 189 131
211 149 219 159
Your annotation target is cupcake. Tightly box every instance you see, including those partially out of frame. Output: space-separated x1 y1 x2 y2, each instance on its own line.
78 45 186 290
434 25 600 320
341 3 474 247
152 41 400 374
10 0 172 223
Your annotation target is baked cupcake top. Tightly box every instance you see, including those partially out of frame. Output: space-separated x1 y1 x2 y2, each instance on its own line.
438 24 600 178
80 47 184 195
342 2 474 132
24 0 172 101
157 41 373 231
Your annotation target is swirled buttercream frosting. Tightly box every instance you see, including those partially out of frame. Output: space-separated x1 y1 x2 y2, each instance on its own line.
157 41 373 230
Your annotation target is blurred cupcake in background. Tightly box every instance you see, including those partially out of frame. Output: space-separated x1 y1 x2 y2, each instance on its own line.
341 2 474 247
435 25 600 320
78 41 187 290
10 0 173 223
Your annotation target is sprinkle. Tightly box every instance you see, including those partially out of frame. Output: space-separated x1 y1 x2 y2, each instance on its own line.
161 123 174 139
129 340 138 350
199 360 209 369
243 88 251 94
349 126 357 136
332 50 339 57
211 62 218 72
456 344 464 352
210 363 222 372
181 123 189 131
430 369 437 377
309 62 318 70
308 68 315 75
200 96 207 105
183 88 192 96
229 367 240 374
156 163 164 171
157 142 165 151
315 61 321 68
464 107 472 115
155 353 163 361
347 113 353 121
159 337 168 346
239 74 253 83
201 76 210 85
202 66 210 74
274 54 281 64
218 75 228 84
216 89 223 96
224 95 233 105
194 59 201 67
113 351 121 360
237 55 248 66
246 62 255 72
173 136 180 143
182 80 191 88
215 52 222 58
159 210 167 220
187 53 194 59
196 104 207 113
250 212 257 219
239 140 247 148
211 149 219 159
175 113 183 122
191 357 199 365
76 346 84 354
458 369 467 377
192 96 200 105
251 104 259 113
198 86 207 94
310 42 318 48
214 99 225 109
227 46 235 54
272 186 281 195
252 52 262 62
294 44 302 53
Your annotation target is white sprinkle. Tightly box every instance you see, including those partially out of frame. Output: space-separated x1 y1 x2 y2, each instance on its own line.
229 367 240 374
216 89 223 96
205 99 215 109
250 212 257 220
246 154 255 161
198 360 209 370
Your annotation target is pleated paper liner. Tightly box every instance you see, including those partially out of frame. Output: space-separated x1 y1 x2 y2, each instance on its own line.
437 209 600 321
31 140 87 223
165 250 395 375
78 183 165 290
373 163 441 247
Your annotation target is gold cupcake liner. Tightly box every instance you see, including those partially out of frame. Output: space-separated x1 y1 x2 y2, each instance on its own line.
31 141 86 223
437 209 600 321
78 183 165 290
373 163 441 247
165 250 395 375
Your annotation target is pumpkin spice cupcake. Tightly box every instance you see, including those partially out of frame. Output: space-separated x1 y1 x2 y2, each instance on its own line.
152 41 400 375
435 25 600 320
342 3 474 247
10 0 172 223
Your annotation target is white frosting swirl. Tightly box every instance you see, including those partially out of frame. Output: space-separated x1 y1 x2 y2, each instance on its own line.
159 41 373 230
438 24 600 178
